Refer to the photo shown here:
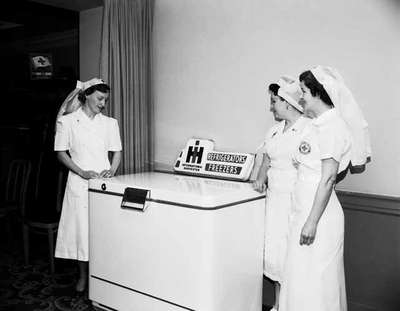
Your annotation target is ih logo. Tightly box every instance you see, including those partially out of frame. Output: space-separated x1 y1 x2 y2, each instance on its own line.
186 140 204 164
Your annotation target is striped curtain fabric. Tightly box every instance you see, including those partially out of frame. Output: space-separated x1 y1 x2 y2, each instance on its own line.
100 0 155 174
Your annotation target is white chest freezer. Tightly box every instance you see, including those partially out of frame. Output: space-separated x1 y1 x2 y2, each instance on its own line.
88 172 265 311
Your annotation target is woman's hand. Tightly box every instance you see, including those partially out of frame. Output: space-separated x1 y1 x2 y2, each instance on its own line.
80 170 100 180
100 169 114 178
300 220 318 246
299 159 339 246
252 180 266 193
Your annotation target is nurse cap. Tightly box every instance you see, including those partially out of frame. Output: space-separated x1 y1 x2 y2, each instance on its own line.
310 65 371 172
76 77 106 91
56 77 107 121
277 75 304 112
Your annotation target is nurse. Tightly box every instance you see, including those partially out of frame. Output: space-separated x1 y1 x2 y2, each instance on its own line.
253 76 310 311
54 78 122 292
279 66 371 311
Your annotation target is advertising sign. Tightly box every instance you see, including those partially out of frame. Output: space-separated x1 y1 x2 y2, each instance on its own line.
174 138 255 181
29 53 53 79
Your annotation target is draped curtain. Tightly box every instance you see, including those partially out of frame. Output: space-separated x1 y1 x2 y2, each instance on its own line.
100 0 154 174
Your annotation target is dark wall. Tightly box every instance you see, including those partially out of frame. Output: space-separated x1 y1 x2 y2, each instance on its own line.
0 1 79 124
0 1 79 207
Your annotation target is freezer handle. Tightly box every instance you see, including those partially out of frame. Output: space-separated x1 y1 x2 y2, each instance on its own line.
120 187 150 212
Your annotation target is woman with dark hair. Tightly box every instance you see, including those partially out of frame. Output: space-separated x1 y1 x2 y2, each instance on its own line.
54 78 122 292
279 67 371 311
253 76 310 311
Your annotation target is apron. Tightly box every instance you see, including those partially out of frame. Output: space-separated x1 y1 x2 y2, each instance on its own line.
263 117 309 282
55 109 112 261
280 112 348 311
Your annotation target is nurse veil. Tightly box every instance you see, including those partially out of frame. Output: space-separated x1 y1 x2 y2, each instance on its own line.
56 78 106 120
310 66 371 178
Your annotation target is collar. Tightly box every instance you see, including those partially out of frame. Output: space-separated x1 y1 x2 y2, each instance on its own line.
77 107 102 121
291 116 308 132
283 116 308 133
312 108 338 126
272 116 308 137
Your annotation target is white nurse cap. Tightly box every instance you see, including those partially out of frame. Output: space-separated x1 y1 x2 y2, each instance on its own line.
310 65 371 172
277 75 304 112
76 78 106 91
56 77 107 121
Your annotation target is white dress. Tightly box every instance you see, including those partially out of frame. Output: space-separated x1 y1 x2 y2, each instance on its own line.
54 108 122 261
261 116 310 282
280 108 351 311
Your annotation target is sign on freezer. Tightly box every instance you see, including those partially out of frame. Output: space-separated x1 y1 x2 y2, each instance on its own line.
174 138 254 181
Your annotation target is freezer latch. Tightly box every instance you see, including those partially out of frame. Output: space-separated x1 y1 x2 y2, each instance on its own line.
121 187 150 212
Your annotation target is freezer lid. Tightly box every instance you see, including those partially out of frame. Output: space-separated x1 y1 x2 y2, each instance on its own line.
89 172 265 209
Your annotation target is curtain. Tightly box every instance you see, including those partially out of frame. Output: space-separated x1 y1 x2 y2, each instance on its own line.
100 0 154 174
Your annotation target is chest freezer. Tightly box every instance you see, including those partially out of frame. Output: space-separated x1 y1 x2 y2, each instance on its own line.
88 172 265 311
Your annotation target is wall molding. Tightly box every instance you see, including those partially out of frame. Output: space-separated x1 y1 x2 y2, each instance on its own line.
338 190 400 217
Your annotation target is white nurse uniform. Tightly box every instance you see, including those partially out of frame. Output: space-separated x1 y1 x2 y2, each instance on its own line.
262 116 310 282
54 108 122 261
280 108 351 311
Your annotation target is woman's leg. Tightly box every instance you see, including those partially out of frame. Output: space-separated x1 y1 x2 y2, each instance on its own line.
76 260 88 292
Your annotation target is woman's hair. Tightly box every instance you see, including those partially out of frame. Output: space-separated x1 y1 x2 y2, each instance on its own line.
299 70 334 107
268 83 280 96
78 83 110 104
269 83 290 105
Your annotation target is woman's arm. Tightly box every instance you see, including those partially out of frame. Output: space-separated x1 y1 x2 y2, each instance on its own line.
99 151 121 178
300 158 339 245
252 153 270 192
57 151 99 180
110 151 121 176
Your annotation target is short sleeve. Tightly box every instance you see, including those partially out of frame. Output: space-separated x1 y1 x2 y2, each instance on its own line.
256 141 267 154
54 117 70 151
108 118 122 151
318 125 347 162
